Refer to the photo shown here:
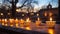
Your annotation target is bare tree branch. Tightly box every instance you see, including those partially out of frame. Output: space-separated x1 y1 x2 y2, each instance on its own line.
19 0 28 8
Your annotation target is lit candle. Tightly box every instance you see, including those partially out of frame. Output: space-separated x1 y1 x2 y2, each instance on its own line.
0 19 1 25
1 19 5 26
25 18 31 27
4 19 8 26
36 18 41 27
9 19 14 27
46 17 56 27
20 19 25 28
15 18 19 27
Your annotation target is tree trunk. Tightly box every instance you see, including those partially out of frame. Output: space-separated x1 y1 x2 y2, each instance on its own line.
11 0 16 18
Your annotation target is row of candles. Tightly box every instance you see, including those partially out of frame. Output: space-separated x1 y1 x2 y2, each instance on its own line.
0 17 56 30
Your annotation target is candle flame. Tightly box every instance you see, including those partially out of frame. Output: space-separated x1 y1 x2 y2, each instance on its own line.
50 17 52 21
20 19 24 23
5 19 7 22
9 19 14 23
26 18 30 22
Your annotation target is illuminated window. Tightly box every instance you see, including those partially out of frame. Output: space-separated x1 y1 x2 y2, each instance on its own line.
49 12 52 17
8 13 10 15
30 13 34 15
22 14 24 16
44 12 47 16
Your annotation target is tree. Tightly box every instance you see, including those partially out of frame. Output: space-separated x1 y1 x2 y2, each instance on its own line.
4 0 38 18
5 0 18 18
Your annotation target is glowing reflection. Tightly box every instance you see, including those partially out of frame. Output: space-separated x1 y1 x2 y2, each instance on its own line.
16 23 19 27
48 29 54 34
25 27 31 30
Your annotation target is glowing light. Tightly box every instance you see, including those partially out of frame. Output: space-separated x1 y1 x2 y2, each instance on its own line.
44 12 47 16
25 27 31 30
36 18 41 27
50 17 52 21
22 14 24 16
1 13 3 15
9 19 14 27
10 25 13 27
49 12 52 17
25 18 31 27
2 19 5 23
15 18 19 27
26 18 30 22
16 9 19 12
5 19 7 22
30 13 34 15
46 17 56 27
15 18 18 23
37 18 40 21
8 13 10 15
19 19 25 27
20 19 24 23
0 19 1 22
2 23 4 25
37 14 39 16
5 24 8 26
9 19 14 23
16 23 19 27
48 29 54 34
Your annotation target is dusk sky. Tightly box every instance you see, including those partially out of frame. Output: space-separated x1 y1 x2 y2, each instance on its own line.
0 0 58 8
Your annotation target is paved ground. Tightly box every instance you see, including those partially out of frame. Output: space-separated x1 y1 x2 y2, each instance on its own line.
0 26 48 34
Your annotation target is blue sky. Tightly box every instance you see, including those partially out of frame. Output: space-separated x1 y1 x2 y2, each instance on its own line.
0 0 58 8
38 0 58 8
